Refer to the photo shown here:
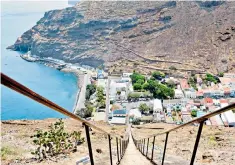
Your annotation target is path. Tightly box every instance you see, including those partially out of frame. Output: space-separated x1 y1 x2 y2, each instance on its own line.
73 73 90 114
120 133 152 165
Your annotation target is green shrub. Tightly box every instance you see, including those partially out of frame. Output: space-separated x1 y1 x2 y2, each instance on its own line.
1 146 16 160
133 83 142 90
191 110 197 117
31 119 84 160
139 103 150 113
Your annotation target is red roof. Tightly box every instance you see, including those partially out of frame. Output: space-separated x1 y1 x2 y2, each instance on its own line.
180 79 189 89
196 90 203 96
220 99 228 104
204 98 213 103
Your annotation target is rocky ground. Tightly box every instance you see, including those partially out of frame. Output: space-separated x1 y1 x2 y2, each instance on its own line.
1 119 126 165
7 1 235 74
132 123 235 165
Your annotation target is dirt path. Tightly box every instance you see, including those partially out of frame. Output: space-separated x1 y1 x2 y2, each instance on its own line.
120 133 152 165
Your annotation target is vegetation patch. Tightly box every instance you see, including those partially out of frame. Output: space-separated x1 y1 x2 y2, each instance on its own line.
31 119 84 160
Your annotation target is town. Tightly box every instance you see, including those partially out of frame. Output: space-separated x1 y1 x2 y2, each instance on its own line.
76 68 235 127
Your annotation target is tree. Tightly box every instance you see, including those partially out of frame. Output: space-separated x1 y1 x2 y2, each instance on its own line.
136 79 145 85
139 103 150 113
142 82 149 90
152 71 165 80
166 79 176 88
133 83 142 90
191 110 197 117
205 73 218 84
86 84 96 100
130 72 145 84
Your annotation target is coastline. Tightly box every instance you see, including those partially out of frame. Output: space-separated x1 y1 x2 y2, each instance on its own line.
60 67 92 115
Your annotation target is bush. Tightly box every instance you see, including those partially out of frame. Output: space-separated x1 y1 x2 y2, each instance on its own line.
169 66 177 70
218 72 224 77
128 92 141 100
152 71 165 80
130 72 145 84
133 83 142 90
31 119 84 160
1 146 16 160
205 73 218 84
132 118 141 125
86 84 96 100
139 103 150 113
191 110 197 117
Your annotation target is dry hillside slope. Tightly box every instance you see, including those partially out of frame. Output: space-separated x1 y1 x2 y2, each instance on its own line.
8 1 235 74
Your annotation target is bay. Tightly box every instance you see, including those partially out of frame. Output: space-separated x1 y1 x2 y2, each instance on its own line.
1 1 78 120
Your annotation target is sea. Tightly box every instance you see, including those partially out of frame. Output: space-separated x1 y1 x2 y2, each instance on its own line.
1 1 78 120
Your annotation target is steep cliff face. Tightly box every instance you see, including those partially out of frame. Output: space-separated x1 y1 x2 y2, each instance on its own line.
7 1 235 73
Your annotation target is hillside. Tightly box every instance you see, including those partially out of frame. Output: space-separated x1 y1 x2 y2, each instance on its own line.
7 1 235 74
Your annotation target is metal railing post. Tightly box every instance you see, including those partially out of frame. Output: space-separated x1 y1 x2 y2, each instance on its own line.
146 138 149 156
190 121 204 165
120 139 122 157
84 124 94 165
143 139 145 154
151 136 156 161
162 132 169 165
116 137 120 162
108 135 113 165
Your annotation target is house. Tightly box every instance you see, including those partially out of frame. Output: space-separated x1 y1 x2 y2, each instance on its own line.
110 109 127 125
153 99 163 113
180 79 190 90
219 77 235 88
163 99 187 107
174 89 184 98
109 80 128 101
224 73 235 78
204 98 213 105
196 90 204 98
97 70 104 79
122 72 132 78
184 89 196 99
129 109 142 119
223 87 231 98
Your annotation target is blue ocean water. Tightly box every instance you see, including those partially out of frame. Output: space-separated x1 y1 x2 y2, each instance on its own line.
1 1 78 120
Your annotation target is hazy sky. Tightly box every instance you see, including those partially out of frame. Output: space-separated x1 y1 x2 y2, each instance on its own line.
1 1 69 15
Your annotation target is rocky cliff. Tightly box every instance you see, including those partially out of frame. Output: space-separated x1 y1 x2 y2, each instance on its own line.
7 1 235 74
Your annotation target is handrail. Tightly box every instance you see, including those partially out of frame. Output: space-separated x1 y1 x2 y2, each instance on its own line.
136 103 235 139
132 104 235 165
1 73 121 138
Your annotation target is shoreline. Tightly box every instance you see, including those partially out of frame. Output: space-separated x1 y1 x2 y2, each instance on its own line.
60 67 91 115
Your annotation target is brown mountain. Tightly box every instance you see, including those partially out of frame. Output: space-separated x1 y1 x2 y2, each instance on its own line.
7 1 235 74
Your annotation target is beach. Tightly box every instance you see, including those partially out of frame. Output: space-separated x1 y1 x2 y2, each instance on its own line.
61 67 92 115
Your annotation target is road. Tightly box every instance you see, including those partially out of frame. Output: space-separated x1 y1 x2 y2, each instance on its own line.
73 74 90 114
105 76 110 122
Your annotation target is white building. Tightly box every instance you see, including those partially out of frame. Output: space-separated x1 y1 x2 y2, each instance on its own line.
153 99 163 113
174 89 184 98
184 90 196 99
110 109 127 125
109 80 128 101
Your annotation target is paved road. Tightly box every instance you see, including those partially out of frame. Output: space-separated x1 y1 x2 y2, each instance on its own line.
74 74 90 114
105 76 110 122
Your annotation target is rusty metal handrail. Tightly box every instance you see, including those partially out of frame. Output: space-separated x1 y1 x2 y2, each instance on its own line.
145 103 235 138
1 72 130 165
132 100 235 165
1 73 115 136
